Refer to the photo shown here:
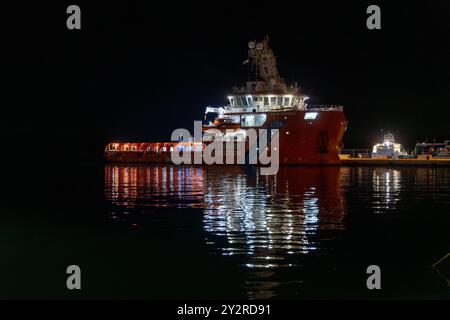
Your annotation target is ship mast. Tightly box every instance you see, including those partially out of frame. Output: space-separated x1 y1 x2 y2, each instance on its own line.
248 36 281 84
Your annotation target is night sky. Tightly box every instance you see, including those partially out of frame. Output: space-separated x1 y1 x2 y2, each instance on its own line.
2 1 450 161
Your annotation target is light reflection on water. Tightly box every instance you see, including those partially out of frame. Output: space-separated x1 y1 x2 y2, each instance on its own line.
103 165 450 298
372 168 401 212
106 165 205 215
104 165 346 268
202 166 346 268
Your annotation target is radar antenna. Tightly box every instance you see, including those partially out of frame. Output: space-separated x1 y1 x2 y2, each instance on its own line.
248 36 281 83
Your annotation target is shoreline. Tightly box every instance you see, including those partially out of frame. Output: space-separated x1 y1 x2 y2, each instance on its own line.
341 158 450 167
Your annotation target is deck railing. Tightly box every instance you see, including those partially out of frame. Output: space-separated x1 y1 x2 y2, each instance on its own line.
222 104 344 113
306 104 344 112
340 149 371 158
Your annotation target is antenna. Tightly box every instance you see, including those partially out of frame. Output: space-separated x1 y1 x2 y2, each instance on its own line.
247 36 281 83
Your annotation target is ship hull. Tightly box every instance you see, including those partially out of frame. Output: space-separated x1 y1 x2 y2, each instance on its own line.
105 110 348 165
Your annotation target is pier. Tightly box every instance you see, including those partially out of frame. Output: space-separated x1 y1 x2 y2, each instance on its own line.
341 156 450 167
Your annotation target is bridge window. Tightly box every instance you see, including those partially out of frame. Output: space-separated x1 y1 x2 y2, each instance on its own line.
246 96 253 107
293 97 301 106
270 97 276 105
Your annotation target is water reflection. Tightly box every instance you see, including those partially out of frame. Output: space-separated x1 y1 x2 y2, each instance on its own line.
104 165 205 222
104 165 346 268
103 165 450 299
372 168 401 212
202 166 346 268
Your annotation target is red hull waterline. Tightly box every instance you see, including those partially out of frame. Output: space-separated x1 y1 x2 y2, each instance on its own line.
105 109 348 165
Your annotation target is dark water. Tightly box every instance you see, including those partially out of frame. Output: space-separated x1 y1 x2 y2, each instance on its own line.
103 165 450 299
1 164 449 299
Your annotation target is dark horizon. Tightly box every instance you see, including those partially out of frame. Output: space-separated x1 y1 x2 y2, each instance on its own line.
2 1 450 156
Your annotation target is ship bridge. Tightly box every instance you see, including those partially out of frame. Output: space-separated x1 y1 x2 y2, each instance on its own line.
204 37 343 126
225 93 308 113
223 37 308 113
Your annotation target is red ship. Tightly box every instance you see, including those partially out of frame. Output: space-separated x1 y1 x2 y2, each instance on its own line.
105 38 348 165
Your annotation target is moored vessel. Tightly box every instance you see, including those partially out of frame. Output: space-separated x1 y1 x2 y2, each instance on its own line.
105 38 348 165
